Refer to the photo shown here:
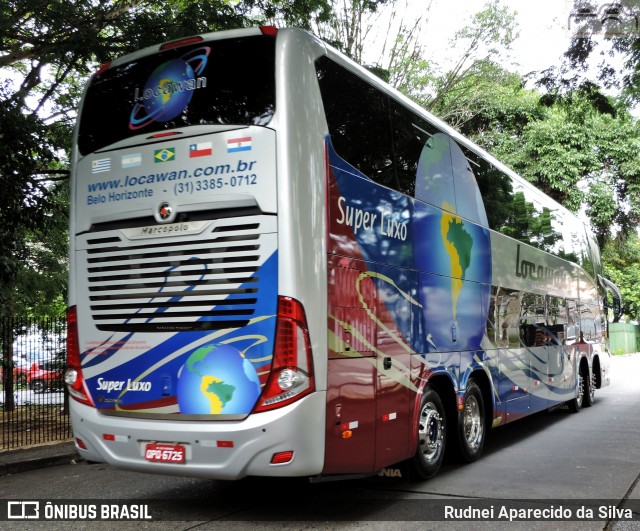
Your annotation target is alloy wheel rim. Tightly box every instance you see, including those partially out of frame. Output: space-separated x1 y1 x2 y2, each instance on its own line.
418 402 443 463
463 395 482 450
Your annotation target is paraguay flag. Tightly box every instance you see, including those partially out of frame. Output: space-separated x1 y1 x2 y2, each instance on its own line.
227 136 252 153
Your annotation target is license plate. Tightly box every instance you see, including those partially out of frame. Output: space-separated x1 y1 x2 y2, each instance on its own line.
144 443 186 464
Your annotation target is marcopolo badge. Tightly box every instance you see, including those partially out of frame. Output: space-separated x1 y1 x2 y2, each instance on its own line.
157 201 174 222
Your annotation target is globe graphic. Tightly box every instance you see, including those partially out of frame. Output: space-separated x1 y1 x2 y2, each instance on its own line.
129 47 210 130
413 133 492 352
137 59 196 124
177 344 262 415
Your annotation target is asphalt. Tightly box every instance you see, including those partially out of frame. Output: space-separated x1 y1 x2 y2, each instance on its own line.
1 354 638 478
0 440 79 476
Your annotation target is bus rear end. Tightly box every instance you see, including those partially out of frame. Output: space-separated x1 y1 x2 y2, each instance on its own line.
67 28 325 479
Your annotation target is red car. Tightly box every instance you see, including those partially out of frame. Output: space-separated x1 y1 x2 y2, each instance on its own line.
14 353 65 393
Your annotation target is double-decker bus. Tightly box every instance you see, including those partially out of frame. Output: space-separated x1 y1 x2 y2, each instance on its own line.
66 26 622 480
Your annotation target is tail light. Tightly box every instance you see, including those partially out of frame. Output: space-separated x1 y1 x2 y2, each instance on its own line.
159 36 204 51
253 297 314 412
95 62 111 77
65 306 94 407
260 26 278 37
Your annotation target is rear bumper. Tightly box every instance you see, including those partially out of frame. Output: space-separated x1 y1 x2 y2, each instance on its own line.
70 391 326 479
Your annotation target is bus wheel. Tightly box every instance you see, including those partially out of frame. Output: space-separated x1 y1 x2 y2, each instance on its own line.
583 369 595 408
412 388 446 479
457 379 485 463
568 369 585 413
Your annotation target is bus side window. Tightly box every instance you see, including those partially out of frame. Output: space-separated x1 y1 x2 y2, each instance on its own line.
390 100 438 197
496 289 521 349
469 154 515 233
521 323 553 347
578 301 599 342
566 299 579 343
485 286 498 348
316 57 397 190
546 295 567 345
519 323 535 347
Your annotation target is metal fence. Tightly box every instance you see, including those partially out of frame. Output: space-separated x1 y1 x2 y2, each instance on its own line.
609 322 640 355
1 316 72 451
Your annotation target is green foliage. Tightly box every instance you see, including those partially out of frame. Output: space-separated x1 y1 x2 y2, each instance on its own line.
455 79 640 248
0 86 63 319
385 22 437 107
498 194 561 253
403 0 518 118
378 1 639 251
561 1 640 106
434 64 535 129
15 178 70 320
602 233 640 321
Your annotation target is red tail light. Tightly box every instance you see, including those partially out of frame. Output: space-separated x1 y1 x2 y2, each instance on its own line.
147 131 182 139
271 451 294 464
260 26 278 37
160 36 204 51
95 62 112 77
65 306 94 407
253 297 314 413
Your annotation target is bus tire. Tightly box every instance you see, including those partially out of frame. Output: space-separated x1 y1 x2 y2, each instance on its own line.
592 357 602 389
412 387 446 479
457 379 485 463
568 365 586 413
583 367 595 407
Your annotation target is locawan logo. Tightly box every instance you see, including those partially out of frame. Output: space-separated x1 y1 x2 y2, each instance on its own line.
129 47 210 130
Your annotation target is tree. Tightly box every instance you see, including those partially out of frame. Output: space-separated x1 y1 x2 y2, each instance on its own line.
0 86 61 319
536 3 640 243
312 0 393 63
432 59 640 249
428 0 517 116
602 232 640 322
0 83 64 410
382 0 518 124
483 89 640 247
560 1 640 104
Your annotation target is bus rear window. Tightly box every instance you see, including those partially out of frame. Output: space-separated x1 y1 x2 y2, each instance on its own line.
77 35 276 156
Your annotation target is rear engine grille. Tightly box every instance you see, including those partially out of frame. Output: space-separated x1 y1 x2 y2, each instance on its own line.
85 222 267 332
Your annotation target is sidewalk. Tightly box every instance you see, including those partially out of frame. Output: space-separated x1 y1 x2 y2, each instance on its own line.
0 440 78 476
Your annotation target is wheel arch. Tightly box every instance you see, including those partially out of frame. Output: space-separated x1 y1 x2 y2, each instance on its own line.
578 352 590 377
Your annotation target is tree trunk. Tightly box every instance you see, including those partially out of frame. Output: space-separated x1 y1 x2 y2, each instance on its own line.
1 317 16 412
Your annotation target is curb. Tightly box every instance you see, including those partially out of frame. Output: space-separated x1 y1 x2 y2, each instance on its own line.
0 441 79 476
